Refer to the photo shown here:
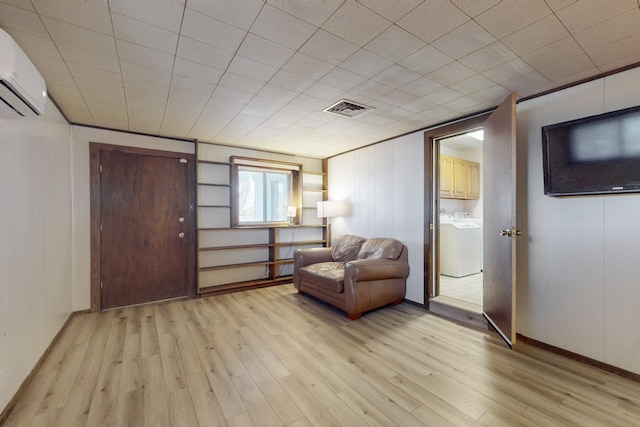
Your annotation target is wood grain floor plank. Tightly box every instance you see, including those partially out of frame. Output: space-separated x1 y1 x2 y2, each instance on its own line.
387 372 483 426
328 362 426 427
239 325 291 379
232 373 284 427
167 303 205 377
86 313 127 427
272 333 348 393
336 387 399 427
35 341 89 414
3 372 57 427
157 333 189 393
142 385 170 427
186 371 228 427
208 324 251 378
167 387 199 427
6 284 640 427
277 375 340 427
411 404 458 427
140 305 160 358
286 418 313 427
256 377 304 426
183 305 247 420
28 407 61 427
119 311 142 394
113 389 142 427
279 356 368 427
465 365 602 427
226 411 256 427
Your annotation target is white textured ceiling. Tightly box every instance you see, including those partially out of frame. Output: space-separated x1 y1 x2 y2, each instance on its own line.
2 0 640 158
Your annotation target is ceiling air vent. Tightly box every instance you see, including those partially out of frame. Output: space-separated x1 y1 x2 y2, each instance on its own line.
323 99 373 118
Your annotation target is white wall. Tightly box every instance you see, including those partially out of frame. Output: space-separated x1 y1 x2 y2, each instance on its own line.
518 66 640 375
0 103 72 411
328 132 425 304
328 66 640 375
70 127 195 311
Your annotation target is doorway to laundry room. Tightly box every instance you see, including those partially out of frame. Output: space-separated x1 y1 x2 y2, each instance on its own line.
435 130 484 312
425 93 519 346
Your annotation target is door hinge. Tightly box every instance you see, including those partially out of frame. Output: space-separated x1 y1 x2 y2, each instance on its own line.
100 223 103 232
99 164 102 173
100 281 103 290
180 158 187 164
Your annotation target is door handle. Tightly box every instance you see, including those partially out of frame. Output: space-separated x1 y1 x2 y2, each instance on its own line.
178 232 185 239
500 228 522 237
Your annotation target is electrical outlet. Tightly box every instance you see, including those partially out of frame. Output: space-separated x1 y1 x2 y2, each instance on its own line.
0 369 5 386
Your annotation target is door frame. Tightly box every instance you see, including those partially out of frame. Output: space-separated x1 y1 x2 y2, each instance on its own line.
423 113 491 306
89 143 197 312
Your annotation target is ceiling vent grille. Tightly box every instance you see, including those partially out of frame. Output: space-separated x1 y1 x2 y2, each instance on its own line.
323 99 373 118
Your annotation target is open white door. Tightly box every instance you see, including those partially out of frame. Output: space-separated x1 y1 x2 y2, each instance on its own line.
483 93 519 347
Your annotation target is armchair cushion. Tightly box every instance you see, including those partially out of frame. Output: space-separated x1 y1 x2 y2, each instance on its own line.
297 262 345 293
357 237 404 260
331 234 367 262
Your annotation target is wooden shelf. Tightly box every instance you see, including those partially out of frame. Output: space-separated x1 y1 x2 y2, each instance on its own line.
198 182 231 187
200 243 272 251
198 224 325 231
274 239 325 247
199 239 326 252
199 258 296 272
199 261 274 272
198 276 293 296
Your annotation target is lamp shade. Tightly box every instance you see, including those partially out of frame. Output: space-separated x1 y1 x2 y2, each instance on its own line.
286 206 297 217
317 201 349 218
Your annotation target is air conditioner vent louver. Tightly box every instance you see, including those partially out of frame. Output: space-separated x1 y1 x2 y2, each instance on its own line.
0 28 47 118
323 99 373 118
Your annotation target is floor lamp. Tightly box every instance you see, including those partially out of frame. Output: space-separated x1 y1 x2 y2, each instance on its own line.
317 200 349 246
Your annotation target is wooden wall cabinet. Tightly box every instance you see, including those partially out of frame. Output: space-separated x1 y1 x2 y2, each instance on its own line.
440 155 480 200
440 155 454 198
466 161 480 199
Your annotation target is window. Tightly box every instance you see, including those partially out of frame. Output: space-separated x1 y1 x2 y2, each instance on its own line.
231 157 301 226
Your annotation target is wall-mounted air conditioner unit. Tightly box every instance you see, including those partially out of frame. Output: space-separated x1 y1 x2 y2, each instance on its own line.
0 28 47 118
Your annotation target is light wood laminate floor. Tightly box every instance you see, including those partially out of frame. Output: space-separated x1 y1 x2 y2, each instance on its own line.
4 285 640 426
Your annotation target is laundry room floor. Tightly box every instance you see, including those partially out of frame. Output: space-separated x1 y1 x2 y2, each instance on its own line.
440 272 483 307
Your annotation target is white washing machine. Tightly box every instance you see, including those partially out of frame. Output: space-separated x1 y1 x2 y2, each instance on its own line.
440 221 482 277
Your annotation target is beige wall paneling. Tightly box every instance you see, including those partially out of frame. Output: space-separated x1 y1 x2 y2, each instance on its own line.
518 66 640 375
328 132 425 304
0 102 73 411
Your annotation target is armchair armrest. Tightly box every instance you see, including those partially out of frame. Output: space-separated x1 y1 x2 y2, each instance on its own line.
344 258 409 282
293 247 334 291
294 247 333 269
343 257 409 319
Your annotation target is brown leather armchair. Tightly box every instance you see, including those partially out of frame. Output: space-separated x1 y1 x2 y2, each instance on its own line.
293 235 409 319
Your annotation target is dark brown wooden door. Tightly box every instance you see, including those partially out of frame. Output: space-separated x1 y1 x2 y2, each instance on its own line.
483 93 518 347
100 150 189 309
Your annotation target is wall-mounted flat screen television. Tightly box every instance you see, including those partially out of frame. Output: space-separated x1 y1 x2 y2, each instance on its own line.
542 105 640 196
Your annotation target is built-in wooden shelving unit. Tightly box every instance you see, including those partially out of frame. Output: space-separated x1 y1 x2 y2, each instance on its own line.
196 143 327 295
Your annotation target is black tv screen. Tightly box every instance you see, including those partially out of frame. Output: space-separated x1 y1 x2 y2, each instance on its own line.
542 105 640 196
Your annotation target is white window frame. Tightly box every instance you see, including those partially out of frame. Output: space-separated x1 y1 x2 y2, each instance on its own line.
230 156 301 227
